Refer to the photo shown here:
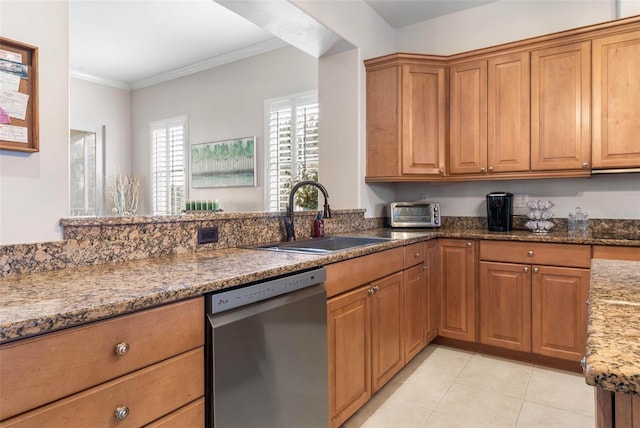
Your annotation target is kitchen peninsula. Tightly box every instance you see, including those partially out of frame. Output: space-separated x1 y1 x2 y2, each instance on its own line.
585 258 640 427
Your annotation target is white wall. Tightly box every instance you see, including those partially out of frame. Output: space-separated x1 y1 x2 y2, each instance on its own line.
70 78 132 213
131 46 317 214
0 1 69 245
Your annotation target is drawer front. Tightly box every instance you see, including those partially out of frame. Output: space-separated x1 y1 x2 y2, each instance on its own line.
403 242 426 268
592 245 640 261
0 348 204 428
144 397 205 428
0 298 204 420
325 248 404 298
480 241 591 268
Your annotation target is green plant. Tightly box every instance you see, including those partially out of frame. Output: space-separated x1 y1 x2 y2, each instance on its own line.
282 169 319 210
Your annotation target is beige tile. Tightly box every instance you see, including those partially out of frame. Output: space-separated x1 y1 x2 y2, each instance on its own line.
516 401 594 428
524 366 595 417
454 353 533 399
422 410 492 428
362 400 433 428
410 345 473 383
385 375 453 410
343 391 394 427
433 382 522 427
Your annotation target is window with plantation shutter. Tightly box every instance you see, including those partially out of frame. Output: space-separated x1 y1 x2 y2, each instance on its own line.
150 116 187 215
265 91 319 212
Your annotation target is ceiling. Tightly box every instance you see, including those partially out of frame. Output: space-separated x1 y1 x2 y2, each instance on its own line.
69 0 497 89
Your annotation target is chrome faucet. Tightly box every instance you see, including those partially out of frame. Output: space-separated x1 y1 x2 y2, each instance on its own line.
285 180 332 241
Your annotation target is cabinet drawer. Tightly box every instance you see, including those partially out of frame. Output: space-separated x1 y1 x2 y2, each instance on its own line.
592 245 640 261
325 248 404 298
404 242 426 268
1 348 204 428
145 397 205 428
480 241 590 268
0 298 204 420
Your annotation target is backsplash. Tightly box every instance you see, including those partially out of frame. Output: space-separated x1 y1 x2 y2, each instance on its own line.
1 212 637 278
0 210 382 278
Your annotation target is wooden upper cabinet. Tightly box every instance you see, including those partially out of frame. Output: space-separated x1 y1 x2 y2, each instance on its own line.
450 52 530 175
365 56 447 179
449 59 488 174
531 41 591 171
592 29 640 169
488 52 531 173
401 64 447 175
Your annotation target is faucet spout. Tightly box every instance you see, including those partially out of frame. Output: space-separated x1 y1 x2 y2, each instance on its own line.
286 180 332 241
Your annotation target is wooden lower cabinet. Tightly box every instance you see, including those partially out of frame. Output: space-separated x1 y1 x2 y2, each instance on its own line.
532 265 590 361
425 240 439 343
439 239 476 342
327 285 372 428
478 241 590 363
403 263 427 363
0 298 205 427
479 261 532 352
371 272 405 392
594 388 640 428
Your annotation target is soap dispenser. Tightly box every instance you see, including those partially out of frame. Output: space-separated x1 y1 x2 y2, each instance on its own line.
313 212 324 238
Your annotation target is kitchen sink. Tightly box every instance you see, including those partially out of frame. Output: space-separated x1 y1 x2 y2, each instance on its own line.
252 236 391 254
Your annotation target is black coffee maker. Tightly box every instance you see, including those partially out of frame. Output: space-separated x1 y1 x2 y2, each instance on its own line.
486 192 513 232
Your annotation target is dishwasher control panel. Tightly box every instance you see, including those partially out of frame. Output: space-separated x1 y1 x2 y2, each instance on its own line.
209 268 326 313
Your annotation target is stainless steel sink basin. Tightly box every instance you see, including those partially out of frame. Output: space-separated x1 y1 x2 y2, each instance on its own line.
252 236 391 254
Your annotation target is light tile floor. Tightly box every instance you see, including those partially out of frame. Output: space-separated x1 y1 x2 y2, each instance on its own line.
343 344 595 428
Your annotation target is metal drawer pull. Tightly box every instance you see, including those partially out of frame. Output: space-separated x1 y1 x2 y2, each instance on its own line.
533 267 539 273
467 242 472 247
115 406 130 421
523 267 529 273
373 285 380 292
414 252 421 258
527 250 534 256
423 265 429 270
368 288 375 295
115 342 130 357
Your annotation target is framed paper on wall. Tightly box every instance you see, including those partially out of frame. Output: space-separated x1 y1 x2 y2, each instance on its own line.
191 136 256 188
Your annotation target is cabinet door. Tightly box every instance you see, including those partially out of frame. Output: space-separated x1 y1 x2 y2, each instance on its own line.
370 272 404 392
327 286 371 428
366 65 401 178
403 263 426 363
592 30 640 168
531 41 591 171
425 240 439 343
479 261 532 352
488 52 530 173
402 64 447 175
450 60 488 174
439 239 476 342
531 265 589 361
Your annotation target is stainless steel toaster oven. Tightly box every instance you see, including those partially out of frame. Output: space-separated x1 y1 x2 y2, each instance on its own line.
387 202 441 228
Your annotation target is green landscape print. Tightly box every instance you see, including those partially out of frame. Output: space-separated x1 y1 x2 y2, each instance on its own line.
191 137 255 188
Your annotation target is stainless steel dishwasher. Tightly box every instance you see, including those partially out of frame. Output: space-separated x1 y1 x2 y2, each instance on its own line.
205 267 328 428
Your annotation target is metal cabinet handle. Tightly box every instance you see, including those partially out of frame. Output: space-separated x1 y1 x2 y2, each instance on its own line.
423 265 429 270
582 162 589 169
523 267 529 273
373 285 380 292
580 357 586 372
527 250 534 257
115 342 130 357
439 168 445 175
467 242 472 247
368 288 375 295
533 267 539 273
414 252 421 258
480 167 486 173
585 299 591 306
488 166 494 172
115 406 130 421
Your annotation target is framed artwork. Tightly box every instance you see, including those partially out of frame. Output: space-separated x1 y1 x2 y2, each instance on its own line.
191 136 256 188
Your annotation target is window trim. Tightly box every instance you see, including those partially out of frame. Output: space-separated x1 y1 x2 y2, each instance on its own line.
263 90 319 212
149 115 188 215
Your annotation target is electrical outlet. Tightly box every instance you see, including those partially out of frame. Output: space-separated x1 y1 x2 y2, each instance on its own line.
198 226 219 245
513 194 529 216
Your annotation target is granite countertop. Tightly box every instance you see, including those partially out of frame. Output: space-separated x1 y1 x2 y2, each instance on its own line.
584 259 640 396
1 227 638 344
